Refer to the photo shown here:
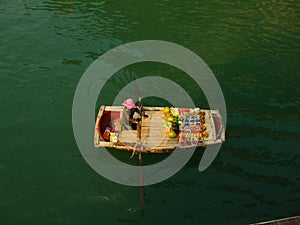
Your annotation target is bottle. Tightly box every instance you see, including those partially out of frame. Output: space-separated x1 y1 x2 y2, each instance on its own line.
103 127 111 140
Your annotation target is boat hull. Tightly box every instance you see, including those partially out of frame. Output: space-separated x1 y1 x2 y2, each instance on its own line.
94 106 225 153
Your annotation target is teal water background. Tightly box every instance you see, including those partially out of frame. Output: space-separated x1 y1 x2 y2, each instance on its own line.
1 0 299 224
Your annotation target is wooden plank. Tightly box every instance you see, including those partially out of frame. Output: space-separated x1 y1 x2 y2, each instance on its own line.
289 217 300 225
118 130 138 144
277 220 292 225
104 106 123 111
94 105 106 147
253 216 300 225
143 106 164 111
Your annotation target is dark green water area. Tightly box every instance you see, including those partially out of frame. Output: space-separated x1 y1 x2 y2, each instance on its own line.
0 1 299 224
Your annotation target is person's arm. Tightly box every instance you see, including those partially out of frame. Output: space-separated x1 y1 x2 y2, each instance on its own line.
130 108 142 122
134 108 142 116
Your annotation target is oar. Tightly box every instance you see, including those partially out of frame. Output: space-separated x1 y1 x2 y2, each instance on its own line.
134 77 143 114
137 119 145 214
139 152 145 213
133 77 145 214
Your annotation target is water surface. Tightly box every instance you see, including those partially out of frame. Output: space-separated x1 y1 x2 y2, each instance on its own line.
0 0 299 224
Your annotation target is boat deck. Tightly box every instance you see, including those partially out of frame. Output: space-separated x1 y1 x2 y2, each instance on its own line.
118 109 178 150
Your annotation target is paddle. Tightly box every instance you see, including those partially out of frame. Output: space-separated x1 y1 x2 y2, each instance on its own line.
133 77 145 214
134 77 143 115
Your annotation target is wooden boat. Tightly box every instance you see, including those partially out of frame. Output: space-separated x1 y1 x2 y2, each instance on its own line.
94 105 225 153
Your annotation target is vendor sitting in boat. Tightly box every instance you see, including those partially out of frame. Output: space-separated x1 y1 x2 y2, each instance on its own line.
122 98 142 130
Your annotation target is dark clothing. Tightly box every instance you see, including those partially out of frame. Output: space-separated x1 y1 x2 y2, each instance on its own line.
122 107 142 130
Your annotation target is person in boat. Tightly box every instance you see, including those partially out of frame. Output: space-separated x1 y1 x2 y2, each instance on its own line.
122 98 142 130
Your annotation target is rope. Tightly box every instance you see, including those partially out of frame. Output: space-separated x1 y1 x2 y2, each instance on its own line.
139 152 145 211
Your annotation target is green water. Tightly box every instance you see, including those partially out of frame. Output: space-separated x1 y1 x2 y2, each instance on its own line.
1 0 299 224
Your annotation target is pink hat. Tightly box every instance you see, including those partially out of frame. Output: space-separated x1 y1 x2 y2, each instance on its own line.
122 98 137 109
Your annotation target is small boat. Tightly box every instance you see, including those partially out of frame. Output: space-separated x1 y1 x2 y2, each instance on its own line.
94 105 225 153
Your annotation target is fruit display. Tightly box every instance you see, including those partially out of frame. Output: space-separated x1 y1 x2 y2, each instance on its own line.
162 107 209 144
162 107 179 138
169 130 177 138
